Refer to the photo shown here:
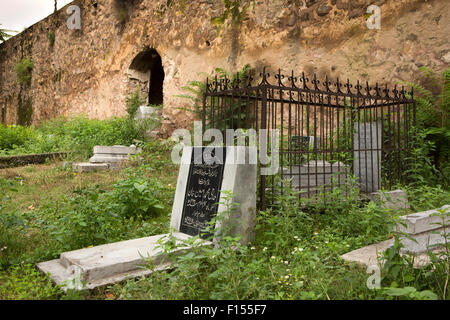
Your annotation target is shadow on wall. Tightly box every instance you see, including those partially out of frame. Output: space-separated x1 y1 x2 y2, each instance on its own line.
127 48 165 106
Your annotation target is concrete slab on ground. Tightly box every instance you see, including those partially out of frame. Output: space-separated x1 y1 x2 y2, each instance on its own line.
341 239 393 268
342 205 450 268
368 189 410 210
37 232 211 290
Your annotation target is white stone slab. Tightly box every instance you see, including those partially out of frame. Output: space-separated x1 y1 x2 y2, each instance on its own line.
37 232 211 290
342 205 450 266
72 162 110 172
281 161 349 189
399 227 450 254
341 239 393 267
89 145 142 164
396 205 450 235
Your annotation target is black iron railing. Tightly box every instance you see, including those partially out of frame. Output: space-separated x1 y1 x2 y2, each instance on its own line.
202 67 416 210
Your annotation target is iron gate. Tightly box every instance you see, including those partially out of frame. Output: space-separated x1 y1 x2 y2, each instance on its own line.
202 67 416 210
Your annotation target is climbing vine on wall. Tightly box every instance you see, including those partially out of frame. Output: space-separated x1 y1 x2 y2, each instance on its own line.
210 0 249 34
14 58 34 87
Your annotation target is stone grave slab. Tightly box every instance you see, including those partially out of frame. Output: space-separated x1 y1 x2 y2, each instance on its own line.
37 232 209 290
72 162 110 173
89 145 142 167
341 205 450 268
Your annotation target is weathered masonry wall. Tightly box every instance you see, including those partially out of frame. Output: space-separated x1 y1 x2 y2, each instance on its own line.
0 0 449 136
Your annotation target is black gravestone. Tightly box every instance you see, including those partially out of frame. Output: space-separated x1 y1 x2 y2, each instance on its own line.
180 147 227 239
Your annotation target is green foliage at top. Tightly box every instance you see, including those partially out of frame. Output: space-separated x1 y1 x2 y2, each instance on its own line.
125 89 144 119
403 67 449 129
0 125 34 151
0 116 150 159
0 24 16 43
401 67 450 186
211 0 249 33
14 58 34 87
177 64 252 130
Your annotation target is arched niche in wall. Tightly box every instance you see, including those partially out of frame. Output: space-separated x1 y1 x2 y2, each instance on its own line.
127 48 165 106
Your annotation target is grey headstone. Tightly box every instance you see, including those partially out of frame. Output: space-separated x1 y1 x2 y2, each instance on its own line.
353 122 382 193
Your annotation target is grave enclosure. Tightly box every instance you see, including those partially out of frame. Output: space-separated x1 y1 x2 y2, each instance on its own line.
38 146 257 290
202 68 416 208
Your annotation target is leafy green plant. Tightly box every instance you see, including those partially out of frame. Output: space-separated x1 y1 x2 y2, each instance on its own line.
0 124 34 151
382 286 438 300
210 0 249 34
177 64 253 130
14 58 34 87
0 264 62 299
125 89 144 119
106 167 165 219
401 67 450 179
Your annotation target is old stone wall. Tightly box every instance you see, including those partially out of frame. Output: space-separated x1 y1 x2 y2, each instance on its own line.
0 0 448 136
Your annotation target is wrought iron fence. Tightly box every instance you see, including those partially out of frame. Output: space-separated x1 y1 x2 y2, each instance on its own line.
202 67 416 210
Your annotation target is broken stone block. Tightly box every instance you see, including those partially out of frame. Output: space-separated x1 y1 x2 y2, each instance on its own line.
89 145 142 164
396 205 450 253
37 232 212 291
341 205 450 267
